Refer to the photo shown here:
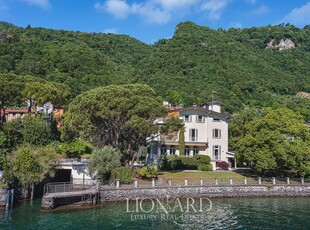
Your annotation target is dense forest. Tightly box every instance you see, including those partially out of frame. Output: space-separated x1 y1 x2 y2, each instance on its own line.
0 21 309 119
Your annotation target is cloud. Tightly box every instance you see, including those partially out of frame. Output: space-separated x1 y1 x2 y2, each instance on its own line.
230 22 242 28
282 2 310 27
95 0 194 24
153 0 198 10
103 28 118 34
130 2 171 24
22 0 50 9
200 0 231 20
248 5 269 16
95 0 129 19
95 0 233 24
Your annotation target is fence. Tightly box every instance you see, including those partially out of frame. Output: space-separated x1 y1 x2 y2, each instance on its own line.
103 177 310 189
43 181 94 195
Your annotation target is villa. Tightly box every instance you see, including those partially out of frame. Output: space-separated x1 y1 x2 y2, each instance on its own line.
148 101 236 170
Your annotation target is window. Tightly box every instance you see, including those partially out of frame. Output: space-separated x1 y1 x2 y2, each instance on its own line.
184 115 191 122
185 147 190 157
196 115 205 122
213 129 221 138
193 146 199 155
189 128 198 141
213 145 221 160
213 118 220 122
160 146 167 155
169 146 176 155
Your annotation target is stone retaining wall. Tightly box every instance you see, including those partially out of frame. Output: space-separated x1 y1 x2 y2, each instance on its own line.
100 185 310 202
41 185 310 209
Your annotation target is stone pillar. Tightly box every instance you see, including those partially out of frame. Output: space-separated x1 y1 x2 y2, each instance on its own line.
96 182 100 190
116 179 120 188
215 178 218 185
134 179 138 188
272 177 276 185
152 178 156 187
286 177 290 185
244 177 247 185
184 177 188 186
168 179 172 186
200 177 203 186
258 177 262 185
229 178 233 185
301 178 305 185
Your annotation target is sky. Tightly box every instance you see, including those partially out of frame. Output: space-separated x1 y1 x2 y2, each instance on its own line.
0 0 310 44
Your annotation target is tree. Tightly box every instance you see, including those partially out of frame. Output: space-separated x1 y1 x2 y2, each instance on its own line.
62 84 167 164
87 146 122 180
2 118 23 149
3 145 57 188
22 115 54 146
110 166 132 184
58 140 93 158
0 73 70 107
235 108 310 176
178 128 185 155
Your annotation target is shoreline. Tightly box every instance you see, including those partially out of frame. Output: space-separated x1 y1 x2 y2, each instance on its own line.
41 184 310 210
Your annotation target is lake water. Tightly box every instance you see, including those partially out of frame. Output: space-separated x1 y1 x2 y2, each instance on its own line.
0 197 309 229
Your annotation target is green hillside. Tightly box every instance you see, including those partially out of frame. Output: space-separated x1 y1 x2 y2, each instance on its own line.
0 21 309 119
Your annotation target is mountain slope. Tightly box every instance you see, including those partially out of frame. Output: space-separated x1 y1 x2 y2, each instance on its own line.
0 21 309 118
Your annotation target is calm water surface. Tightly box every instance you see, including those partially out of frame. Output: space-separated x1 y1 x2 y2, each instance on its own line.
0 197 309 230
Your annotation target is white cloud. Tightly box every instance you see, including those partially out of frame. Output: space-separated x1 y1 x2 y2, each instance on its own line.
95 0 233 24
153 0 198 10
95 0 130 19
248 5 269 16
200 0 231 20
131 2 171 24
282 2 310 27
230 22 242 28
22 0 50 9
103 28 118 34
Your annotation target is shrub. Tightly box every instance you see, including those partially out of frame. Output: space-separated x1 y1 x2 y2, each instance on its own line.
87 146 121 180
160 155 200 170
169 156 183 170
59 140 93 158
160 154 171 171
110 166 132 184
195 155 211 165
178 156 198 170
139 165 158 179
198 163 213 171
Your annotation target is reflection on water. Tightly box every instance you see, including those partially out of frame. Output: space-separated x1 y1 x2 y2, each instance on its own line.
0 197 309 230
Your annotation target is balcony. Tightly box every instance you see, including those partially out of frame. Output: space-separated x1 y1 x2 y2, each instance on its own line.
154 118 170 125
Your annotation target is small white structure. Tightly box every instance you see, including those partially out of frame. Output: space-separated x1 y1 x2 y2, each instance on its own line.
55 159 96 185
149 102 235 170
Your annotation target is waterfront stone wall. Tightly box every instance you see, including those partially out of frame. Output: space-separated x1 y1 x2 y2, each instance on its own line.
41 185 310 209
100 185 310 202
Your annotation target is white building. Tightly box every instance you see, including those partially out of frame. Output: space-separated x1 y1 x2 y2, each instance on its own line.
149 102 235 170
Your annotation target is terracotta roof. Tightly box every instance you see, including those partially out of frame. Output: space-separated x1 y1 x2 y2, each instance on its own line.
0 109 35 113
